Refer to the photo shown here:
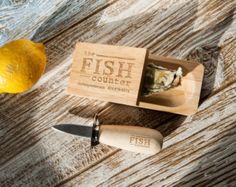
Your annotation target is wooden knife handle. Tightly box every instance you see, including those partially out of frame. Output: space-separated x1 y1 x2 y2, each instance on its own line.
99 125 163 155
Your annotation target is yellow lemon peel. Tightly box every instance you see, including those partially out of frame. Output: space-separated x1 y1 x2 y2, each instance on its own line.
0 39 46 94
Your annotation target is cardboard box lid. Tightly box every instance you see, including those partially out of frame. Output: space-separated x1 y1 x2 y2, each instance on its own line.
68 42 147 105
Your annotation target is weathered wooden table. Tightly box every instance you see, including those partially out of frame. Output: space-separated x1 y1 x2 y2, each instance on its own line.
0 0 236 186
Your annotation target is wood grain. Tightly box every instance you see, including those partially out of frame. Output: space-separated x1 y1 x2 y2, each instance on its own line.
58 80 236 187
0 0 114 45
0 0 67 46
0 0 235 186
32 0 116 43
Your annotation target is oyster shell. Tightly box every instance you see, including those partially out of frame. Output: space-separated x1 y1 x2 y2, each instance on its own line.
142 63 183 96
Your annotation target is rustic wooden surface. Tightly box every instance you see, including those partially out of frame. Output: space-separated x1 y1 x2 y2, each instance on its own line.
0 0 236 186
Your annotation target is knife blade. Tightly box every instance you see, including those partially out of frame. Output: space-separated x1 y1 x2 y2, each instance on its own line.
53 124 93 137
53 114 163 155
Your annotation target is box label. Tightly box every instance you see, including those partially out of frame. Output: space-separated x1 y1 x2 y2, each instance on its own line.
68 43 147 105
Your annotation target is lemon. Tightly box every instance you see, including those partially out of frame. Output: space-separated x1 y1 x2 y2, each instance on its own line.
0 39 46 94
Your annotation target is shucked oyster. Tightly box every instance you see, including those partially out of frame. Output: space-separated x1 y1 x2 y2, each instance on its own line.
142 63 183 96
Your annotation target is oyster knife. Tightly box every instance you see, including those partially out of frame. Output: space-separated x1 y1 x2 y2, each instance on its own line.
53 115 163 155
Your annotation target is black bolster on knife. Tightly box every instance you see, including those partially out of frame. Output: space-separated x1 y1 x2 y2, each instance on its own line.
91 114 100 146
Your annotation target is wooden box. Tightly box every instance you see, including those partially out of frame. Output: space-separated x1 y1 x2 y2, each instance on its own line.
68 42 204 115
